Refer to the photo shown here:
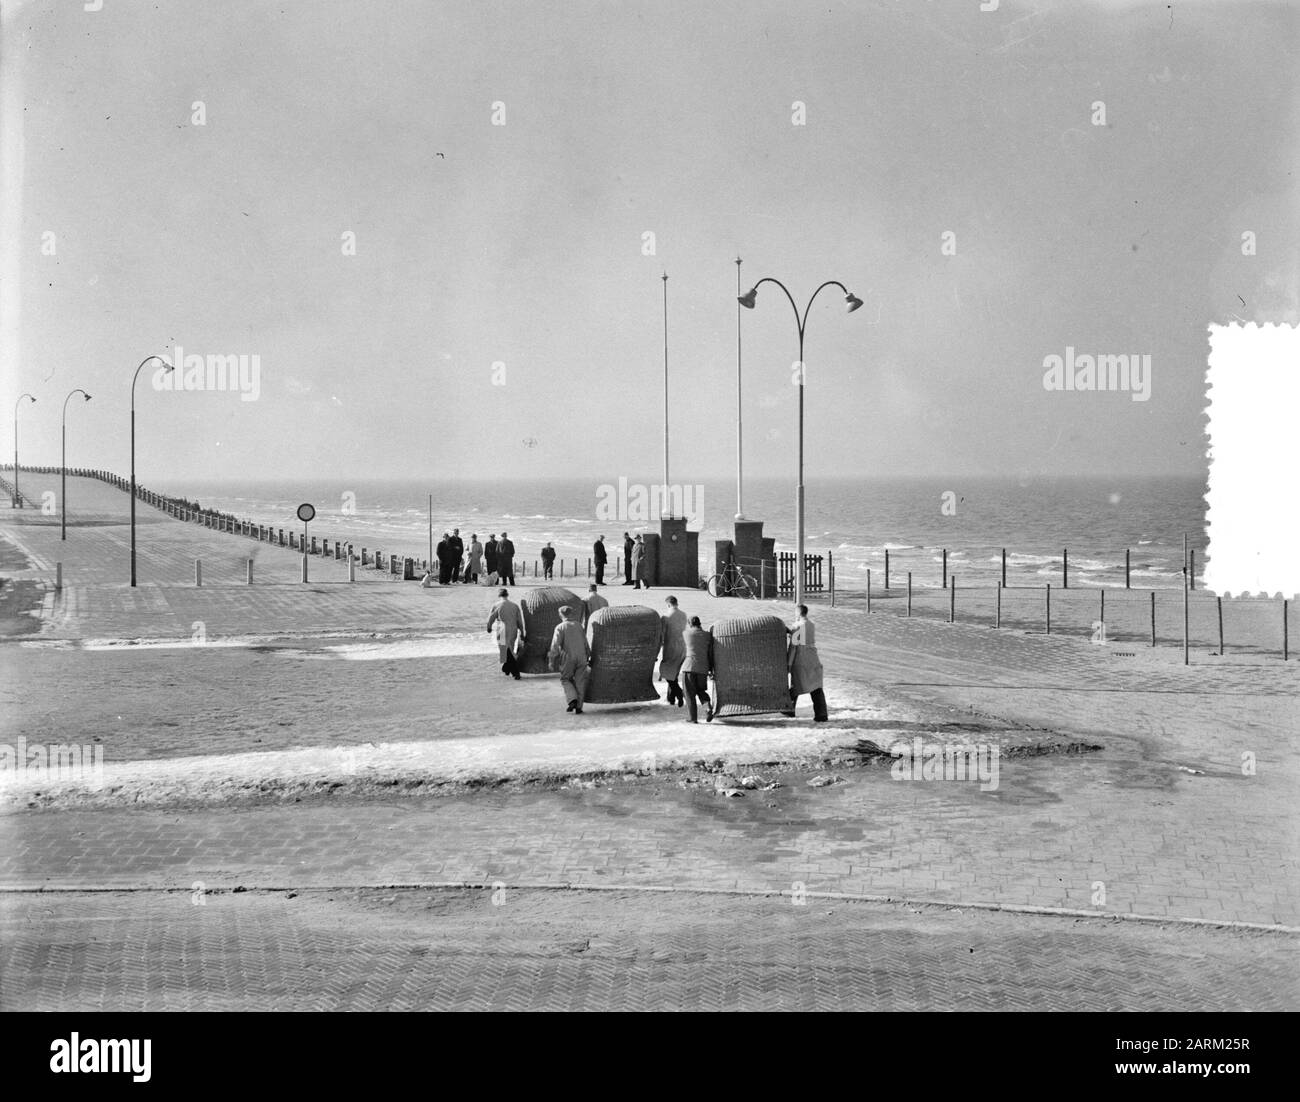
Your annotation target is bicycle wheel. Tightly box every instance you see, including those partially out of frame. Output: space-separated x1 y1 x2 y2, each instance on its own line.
707 573 725 598
738 572 759 597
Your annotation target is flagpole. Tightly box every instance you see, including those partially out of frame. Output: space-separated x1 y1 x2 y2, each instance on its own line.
662 272 670 518
735 256 744 521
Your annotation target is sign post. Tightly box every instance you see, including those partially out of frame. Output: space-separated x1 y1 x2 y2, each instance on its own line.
297 502 316 583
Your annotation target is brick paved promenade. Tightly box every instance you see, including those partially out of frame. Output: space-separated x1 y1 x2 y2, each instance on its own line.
1 476 1296 1009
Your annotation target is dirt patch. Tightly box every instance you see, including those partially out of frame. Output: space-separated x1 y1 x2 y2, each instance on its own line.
0 578 44 637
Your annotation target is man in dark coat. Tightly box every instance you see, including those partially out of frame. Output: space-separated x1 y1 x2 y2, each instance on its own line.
541 542 556 580
497 531 516 586
485 534 499 582
449 528 464 583
593 535 608 585
622 531 634 585
436 532 452 585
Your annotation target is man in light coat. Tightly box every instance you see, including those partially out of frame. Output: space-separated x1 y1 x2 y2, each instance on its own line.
582 583 609 628
548 605 590 713
787 604 828 721
631 533 649 590
680 615 714 723
657 595 688 707
486 588 525 680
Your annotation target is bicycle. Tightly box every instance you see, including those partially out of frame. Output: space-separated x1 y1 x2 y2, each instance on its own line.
707 560 759 599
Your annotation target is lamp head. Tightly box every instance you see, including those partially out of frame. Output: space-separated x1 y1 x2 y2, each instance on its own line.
83 393 92 401
160 357 175 374
845 293 864 313
738 287 758 309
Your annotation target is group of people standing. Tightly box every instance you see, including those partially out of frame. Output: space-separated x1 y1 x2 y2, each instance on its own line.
588 532 649 589
428 530 517 587
484 588 828 723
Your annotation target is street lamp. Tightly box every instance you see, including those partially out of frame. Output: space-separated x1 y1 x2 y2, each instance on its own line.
739 278 862 607
12 393 35 508
61 389 92 540
131 355 173 586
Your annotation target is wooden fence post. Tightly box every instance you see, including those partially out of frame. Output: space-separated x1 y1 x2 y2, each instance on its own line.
866 569 871 613
1217 596 1223 655
1045 583 1051 635
1125 549 1131 589
996 582 1001 629
907 571 912 617
884 549 890 591
949 576 955 623
1150 591 1156 647
942 549 947 590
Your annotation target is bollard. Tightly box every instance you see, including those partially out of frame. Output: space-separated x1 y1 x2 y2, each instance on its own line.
1001 548 1007 589
996 582 1001 629
1217 596 1224 655
1150 591 1156 647
56 561 62 591
830 564 836 606
866 568 871 613
907 571 912 617
1045 583 1051 635
942 549 947 590
195 559 202 587
1125 548 1130 589
1063 548 1068 589
1182 566 1189 665
559 559 564 578
1100 588 1105 631
247 559 253 585
949 575 955 623
1285 599 1289 661
348 553 356 583
587 557 592 577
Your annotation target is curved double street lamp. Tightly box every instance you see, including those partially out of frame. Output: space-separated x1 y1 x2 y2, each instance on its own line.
61 389 92 540
739 277 862 607
12 392 35 508
131 355 173 586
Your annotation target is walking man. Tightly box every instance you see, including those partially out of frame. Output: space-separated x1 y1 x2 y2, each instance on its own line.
486 588 525 680
680 615 714 723
583 583 609 627
593 535 608 585
548 605 590 713
657 595 688 707
787 604 828 722
622 531 634 584
497 531 516 586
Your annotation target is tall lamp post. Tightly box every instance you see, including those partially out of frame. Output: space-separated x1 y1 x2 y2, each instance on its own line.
738 277 862 607
735 258 744 521
12 392 35 507
61 388 92 540
131 355 173 586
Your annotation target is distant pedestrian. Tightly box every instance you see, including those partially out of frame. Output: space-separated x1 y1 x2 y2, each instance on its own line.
548 605 590 713
436 532 453 585
465 535 484 584
593 535 608 585
787 604 828 722
485 534 499 583
583 583 608 627
497 531 516 586
449 529 464 583
680 615 713 723
487 588 525 680
541 542 556 580
657 595 688 707
622 531 634 584
631 534 649 589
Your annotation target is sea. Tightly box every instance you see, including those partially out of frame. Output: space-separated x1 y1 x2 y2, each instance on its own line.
152 475 1209 590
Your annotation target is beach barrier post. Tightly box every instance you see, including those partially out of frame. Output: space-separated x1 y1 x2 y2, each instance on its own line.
907 572 912 617
866 569 871 613
348 553 356 583
830 564 836 606
195 559 202 587
884 550 890 591
1150 591 1156 647
942 549 947 589
1189 549 1196 591
949 576 955 623
1125 549 1131 589
56 561 62 591
301 550 308 583
1001 548 1007 588
588 557 591 577
1100 588 1105 632
1284 600 1289 661
1045 583 1050 635
995 582 1001 629
1063 548 1068 589
247 559 253 585
1217 596 1224 655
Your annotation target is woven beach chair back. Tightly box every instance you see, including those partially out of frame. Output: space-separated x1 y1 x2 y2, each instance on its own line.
710 613 795 718
518 586 581 674
585 605 661 704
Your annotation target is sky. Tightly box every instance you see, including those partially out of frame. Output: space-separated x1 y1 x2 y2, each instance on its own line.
2 0 1296 485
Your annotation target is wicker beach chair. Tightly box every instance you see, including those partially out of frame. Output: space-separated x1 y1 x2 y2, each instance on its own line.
710 613 795 718
584 605 661 704
519 586 581 674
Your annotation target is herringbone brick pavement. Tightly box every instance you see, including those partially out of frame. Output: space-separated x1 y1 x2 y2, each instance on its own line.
1 888 1293 1011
